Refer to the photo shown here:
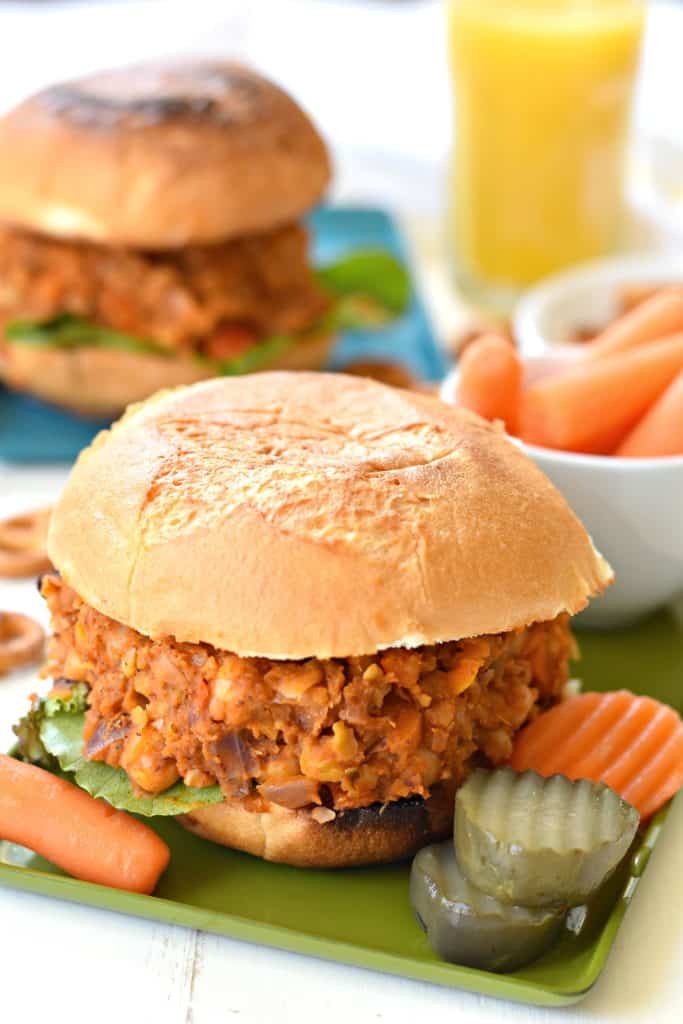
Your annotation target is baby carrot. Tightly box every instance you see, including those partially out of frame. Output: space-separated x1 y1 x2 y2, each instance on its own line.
585 287 683 360
519 333 683 453
0 754 170 893
510 691 683 820
618 283 663 315
616 369 683 457
456 333 522 433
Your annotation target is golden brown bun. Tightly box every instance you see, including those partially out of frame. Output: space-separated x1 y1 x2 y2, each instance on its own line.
0 333 334 417
179 786 455 868
48 372 612 658
0 60 331 248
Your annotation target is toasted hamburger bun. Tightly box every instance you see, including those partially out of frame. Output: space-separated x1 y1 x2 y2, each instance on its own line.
180 785 456 868
0 60 331 248
48 372 612 657
0 332 334 417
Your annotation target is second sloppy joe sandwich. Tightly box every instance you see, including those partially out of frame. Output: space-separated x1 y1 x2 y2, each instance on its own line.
37 372 612 867
0 63 406 416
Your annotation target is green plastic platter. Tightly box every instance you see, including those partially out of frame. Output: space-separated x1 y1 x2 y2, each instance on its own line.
1 606 681 1007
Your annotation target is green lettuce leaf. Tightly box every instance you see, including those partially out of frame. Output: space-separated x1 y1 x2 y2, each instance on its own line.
198 334 294 376
12 689 223 817
316 249 411 319
11 702 55 767
44 681 89 717
5 314 171 358
5 313 298 376
10 683 90 766
39 712 223 817
11 684 89 765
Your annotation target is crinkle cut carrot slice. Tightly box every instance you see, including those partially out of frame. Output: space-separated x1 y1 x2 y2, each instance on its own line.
542 691 634 778
620 725 683 820
510 690 683 820
568 696 656 782
509 692 603 774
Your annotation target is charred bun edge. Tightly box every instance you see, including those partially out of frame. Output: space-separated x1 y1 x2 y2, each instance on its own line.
178 784 455 868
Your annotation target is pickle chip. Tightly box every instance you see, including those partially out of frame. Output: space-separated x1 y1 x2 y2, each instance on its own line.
410 841 565 973
455 768 639 907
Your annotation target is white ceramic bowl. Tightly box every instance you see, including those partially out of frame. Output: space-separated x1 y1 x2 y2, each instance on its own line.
440 367 683 630
514 251 683 357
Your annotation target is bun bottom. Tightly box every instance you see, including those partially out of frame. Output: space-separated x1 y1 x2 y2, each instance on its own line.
178 785 455 868
0 331 335 417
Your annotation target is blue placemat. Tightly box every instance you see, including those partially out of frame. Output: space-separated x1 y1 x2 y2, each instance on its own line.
0 205 446 463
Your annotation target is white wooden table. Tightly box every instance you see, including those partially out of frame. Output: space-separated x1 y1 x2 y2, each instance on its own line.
2 3 683 1021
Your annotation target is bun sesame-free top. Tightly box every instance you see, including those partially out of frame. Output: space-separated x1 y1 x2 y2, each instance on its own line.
49 372 611 659
0 60 331 248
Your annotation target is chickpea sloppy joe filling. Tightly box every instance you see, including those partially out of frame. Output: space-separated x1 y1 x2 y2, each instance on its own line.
0 222 329 357
41 575 573 814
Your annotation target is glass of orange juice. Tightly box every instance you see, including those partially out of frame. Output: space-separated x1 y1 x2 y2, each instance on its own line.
446 0 645 309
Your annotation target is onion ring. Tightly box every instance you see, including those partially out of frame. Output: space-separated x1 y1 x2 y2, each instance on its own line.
0 611 45 675
0 507 53 578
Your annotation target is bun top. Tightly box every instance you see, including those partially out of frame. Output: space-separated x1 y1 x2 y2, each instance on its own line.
48 372 612 658
0 60 331 248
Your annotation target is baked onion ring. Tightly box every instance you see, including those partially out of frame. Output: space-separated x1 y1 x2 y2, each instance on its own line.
0 507 53 578
0 611 45 674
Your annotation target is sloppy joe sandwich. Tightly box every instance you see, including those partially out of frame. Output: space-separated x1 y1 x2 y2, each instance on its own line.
31 372 611 867
0 63 406 415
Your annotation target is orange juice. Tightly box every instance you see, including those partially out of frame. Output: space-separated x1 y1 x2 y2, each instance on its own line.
446 0 645 302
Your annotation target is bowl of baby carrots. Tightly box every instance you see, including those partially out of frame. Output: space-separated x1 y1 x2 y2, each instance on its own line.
513 251 683 358
441 263 683 629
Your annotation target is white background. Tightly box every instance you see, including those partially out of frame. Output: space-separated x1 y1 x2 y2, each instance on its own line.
2 2 683 1022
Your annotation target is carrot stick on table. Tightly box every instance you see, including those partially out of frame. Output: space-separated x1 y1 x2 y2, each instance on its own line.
456 333 522 433
519 333 683 453
0 754 170 893
585 287 683 360
616 368 683 457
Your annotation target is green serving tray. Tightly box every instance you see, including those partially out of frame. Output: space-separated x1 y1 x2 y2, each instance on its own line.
1 606 681 1007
